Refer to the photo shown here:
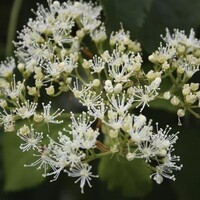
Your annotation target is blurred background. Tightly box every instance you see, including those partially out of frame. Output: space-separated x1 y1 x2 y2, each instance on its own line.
0 0 200 200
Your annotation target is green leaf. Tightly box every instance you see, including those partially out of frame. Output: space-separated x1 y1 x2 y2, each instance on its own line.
2 132 44 191
171 126 200 200
100 0 200 53
2 114 71 191
139 0 200 53
100 0 154 35
98 156 153 198
149 99 177 113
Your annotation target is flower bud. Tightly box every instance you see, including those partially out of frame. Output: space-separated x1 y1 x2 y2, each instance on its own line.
101 51 110 62
126 152 135 161
148 54 156 63
18 124 30 136
17 63 25 72
27 86 37 96
109 129 119 138
185 93 197 104
177 109 185 117
0 99 7 108
92 79 100 87
127 87 135 95
33 113 43 122
114 83 122 94
82 59 91 69
190 83 199 91
177 45 185 54
170 96 180 106
45 85 55 95
163 91 171 100
177 66 185 74
162 61 170 70
104 80 113 93
157 149 167 157
66 77 72 84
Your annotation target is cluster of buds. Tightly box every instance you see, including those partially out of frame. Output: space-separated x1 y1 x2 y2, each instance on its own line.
149 28 200 122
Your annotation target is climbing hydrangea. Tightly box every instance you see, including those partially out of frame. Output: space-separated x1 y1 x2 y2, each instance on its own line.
1 0 200 194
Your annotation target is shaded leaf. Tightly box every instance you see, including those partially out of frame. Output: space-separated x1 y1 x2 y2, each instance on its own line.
100 0 154 35
2 114 71 191
149 99 177 113
139 0 200 53
171 126 200 200
98 156 152 198
100 0 200 53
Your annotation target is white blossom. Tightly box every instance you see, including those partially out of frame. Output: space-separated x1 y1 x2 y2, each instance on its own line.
15 100 37 119
133 84 160 112
3 75 24 100
0 57 16 77
17 125 43 152
67 163 98 194
41 102 64 127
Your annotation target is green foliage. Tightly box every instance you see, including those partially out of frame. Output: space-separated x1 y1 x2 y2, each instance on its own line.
2 132 44 191
2 114 70 191
100 0 200 53
172 127 200 200
149 99 177 113
98 156 153 198
100 0 153 33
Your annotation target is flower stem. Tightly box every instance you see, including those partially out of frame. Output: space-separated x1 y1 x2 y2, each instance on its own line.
6 0 23 56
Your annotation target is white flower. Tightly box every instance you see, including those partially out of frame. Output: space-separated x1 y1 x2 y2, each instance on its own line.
3 75 24 100
45 133 86 182
67 163 98 193
15 100 37 119
128 115 153 144
90 55 105 73
108 50 141 83
43 54 77 80
25 145 55 177
41 102 64 127
73 127 100 149
17 125 43 152
79 90 102 108
87 102 107 120
69 1 102 19
152 123 178 150
162 28 200 51
151 160 182 184
104 110 126 130
133 84 159 112
138 141 158 162
104 80 113 93
70 79 92 98
181 59 199 78
0 57 16 77
107 93 134 116
43 60 64 80
149 44 176 64
80 15 101 33
91 25 107 43
17 42 48 65
69 112 95 137
110 27 131 46
0 109 15 132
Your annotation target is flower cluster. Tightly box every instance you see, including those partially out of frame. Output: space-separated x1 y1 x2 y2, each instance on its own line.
149 28 200 122
2 0 200 194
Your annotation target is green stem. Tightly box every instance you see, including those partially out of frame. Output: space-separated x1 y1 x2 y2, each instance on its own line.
187 108 200 119
6 0 23 56
74 68 86 84
85 151 112 163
